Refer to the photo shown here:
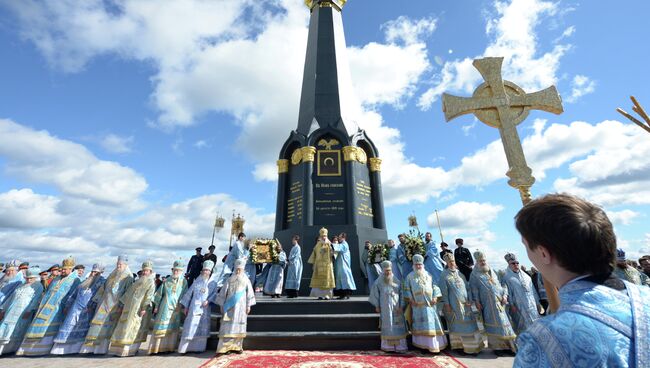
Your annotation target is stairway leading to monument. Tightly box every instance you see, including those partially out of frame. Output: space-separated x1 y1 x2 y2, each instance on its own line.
208 296 381 350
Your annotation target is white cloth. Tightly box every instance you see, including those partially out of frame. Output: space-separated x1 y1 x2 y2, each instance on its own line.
108 342 141 357
178 337 207 353
79 339 109 354
310 288 332 298
50 341 83 355
381 338 408 352
0 339 21 355
412 334 447 353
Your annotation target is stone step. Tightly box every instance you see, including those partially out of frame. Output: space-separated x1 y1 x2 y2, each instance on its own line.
233 296 375 315
207 331 381 350
210 313 380 332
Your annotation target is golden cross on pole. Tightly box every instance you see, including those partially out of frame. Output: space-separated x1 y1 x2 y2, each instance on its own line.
441 56 564 312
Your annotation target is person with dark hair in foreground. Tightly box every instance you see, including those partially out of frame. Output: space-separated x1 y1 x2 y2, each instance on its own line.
513 193 650 367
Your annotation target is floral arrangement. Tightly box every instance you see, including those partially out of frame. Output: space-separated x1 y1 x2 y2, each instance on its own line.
404 230 425 262
248 241 258 264
368 243 389 264
249 238 280 264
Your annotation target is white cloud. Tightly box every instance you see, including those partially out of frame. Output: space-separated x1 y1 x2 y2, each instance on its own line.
427 201 504 235
607 209 640 226
565 74 596 103
2 0 597 211
2 1 441 206
348 42 430 108
0 189 65 229
419 0 572 110
194 140 209 149
554 25 575 42
0 119 147 207
381 16 437 46
426 201 513 268
551 120 650 206
253 162 278 182
100 133 134 154
0 119 274 272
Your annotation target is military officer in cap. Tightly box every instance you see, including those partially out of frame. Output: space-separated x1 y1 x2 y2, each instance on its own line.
186 247 203 286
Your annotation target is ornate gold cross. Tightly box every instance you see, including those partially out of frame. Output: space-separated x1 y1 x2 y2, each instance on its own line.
442 57 564 203
441 56 564 313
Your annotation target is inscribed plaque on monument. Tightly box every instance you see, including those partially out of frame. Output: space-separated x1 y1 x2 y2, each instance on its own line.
317 150 341 176
355 176 374 228
313 178 346 225
285 174 304 228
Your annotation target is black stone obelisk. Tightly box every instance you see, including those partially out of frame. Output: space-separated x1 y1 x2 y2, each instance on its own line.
274 0 387 295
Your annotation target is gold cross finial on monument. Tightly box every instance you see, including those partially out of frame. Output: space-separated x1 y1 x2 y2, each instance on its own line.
441 56 564 313
442 57 563 204
305 0 347 11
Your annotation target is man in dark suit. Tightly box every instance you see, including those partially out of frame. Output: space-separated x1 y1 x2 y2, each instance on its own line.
453 238 473 280
186 247 203 286
439 242 452 261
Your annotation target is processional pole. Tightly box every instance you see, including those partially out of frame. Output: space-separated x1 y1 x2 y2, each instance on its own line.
617 96 650 134
434 210 444 243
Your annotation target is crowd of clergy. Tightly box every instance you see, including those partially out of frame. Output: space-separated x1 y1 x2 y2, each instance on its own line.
1 204 649 359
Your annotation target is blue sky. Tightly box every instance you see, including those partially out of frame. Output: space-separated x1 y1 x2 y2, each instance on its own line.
1 0 648 273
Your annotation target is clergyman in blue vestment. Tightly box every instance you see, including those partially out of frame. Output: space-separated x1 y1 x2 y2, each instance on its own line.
469 251 517 355
369 260 408 352
501 253 542 335
332 233 356 299
51 264 106 354
439 252 485 354
178 260 217 353
285 235 303 298
423 232 444 285
0 266 43 355
16 257 81 356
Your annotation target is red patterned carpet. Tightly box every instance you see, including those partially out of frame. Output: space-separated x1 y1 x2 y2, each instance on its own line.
200 350 467 368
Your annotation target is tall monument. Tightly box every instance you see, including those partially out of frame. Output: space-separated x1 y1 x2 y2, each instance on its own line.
273 0 388 295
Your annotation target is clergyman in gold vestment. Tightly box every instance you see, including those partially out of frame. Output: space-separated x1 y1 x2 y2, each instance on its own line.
308 227 335 299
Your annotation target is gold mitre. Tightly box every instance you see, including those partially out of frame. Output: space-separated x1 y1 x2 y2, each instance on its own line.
61 256 76 270
443 252 455 263
319 227 328 236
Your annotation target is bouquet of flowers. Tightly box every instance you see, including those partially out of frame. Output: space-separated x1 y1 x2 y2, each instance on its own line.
248 241 258 264
368 243 389 264
270 239 280 264
404 230 425 262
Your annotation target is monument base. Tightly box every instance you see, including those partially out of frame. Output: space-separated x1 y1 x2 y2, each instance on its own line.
208 295 379 350
274 225 388 296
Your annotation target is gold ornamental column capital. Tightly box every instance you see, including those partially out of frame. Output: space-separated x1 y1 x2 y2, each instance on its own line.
342 146 356 162
300 146 317 162
369 157 382 172
342 146 367 164
277 159 289 174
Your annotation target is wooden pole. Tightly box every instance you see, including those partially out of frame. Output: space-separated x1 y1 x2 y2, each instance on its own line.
617 96 650 134
434 210 444 243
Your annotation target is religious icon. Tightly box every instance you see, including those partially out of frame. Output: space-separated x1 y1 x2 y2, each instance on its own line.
317 150 342 176
408 214 418 228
